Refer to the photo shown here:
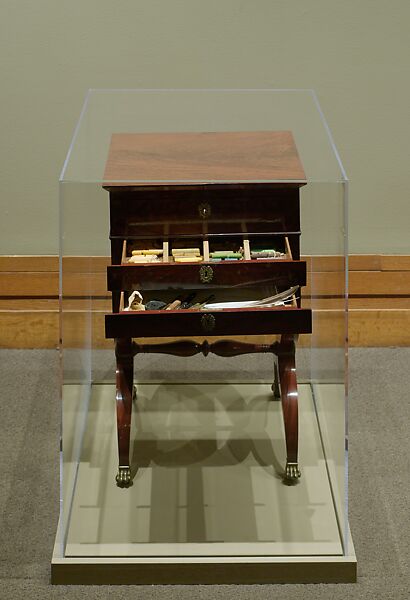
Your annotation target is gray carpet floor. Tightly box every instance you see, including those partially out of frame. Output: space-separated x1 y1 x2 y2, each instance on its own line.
0 348 409 599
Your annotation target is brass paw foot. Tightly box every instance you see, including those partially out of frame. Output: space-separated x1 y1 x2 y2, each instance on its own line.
116 466 132 487
284 461 301 482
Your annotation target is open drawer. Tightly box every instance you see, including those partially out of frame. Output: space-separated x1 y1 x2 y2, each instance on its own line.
107 259 307 291
105 305 312 339
121 232 300 265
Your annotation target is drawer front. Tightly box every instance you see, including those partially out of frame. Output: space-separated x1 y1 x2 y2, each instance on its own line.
105 307 312 339
107 260 307 291
109 188 300 238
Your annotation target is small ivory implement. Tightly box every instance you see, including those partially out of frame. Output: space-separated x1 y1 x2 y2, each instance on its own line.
128 255 160 263
124 290 146 311
172 248 201 257
210 251 242 259
132 249 163 256
165 299 182 310
174 256 203 263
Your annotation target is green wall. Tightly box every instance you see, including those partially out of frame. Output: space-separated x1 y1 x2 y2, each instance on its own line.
1 1 409 254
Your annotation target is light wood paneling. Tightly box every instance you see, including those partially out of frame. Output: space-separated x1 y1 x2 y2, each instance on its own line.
379 255 410 271
1 255 409 348
0 255 58 272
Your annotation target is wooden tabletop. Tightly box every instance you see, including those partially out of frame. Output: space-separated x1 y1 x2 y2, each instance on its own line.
103 131 305 186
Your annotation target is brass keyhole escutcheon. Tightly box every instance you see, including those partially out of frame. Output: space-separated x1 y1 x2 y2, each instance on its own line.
201 313 215 332
199 265 213 284
198 202 211 219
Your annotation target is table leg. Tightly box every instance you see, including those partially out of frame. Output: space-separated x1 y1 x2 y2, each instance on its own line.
115 337 134 487
278 334 301 482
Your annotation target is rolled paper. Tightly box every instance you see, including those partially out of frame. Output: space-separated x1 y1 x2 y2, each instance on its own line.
209 251 242 258
174 256 203 263
251 250 286 259
172 248 201 256
210 256 238 261
132 249 163 255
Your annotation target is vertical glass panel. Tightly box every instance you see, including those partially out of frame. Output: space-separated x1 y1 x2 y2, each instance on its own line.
300 181 348 553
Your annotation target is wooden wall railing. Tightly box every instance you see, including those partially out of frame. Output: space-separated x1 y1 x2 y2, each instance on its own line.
0 255 409 348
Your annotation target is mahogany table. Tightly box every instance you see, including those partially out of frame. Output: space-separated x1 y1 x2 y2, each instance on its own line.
103 131 312 487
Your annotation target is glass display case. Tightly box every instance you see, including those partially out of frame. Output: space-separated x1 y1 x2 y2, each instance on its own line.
52 89 355 584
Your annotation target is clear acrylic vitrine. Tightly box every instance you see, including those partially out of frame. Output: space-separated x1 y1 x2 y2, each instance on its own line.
53 89 354 584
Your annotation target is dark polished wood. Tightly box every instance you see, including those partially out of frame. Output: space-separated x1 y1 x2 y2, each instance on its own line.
104 130 311 486
108 187 301 238
131 338 281 357
277 334 300 481
110 239 124 313
107 260 306 291
114 338 134 486
105 307 312 339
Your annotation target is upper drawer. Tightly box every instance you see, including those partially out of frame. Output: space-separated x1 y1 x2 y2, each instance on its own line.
107 260 307 291
109 187 300 238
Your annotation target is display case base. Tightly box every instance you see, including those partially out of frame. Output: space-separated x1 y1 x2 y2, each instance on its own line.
51 543 356 584
53 382 356 584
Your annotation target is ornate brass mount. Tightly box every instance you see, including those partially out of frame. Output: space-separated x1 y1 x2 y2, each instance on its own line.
201 313 216 332
116 466 132 487
198 202 211 219
284 461 301 482
199 264 213 284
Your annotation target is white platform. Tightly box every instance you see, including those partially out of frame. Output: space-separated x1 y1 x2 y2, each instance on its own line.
52 382 356 583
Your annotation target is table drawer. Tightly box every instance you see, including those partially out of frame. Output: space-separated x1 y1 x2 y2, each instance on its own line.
109 187 300 237
105 306 312 339
107 260 307 291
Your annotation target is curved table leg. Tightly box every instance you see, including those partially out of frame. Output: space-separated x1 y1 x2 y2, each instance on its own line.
115 337 134 487
278 334 301 482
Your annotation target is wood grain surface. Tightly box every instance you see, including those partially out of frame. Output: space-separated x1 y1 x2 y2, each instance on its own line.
103 131 306 185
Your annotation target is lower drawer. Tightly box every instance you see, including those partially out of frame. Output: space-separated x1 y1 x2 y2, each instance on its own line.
105 307 312 339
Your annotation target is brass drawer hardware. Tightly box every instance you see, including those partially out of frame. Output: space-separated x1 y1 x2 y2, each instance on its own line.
201 313 215 332
198 202 211 219
199 265 213 283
